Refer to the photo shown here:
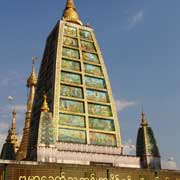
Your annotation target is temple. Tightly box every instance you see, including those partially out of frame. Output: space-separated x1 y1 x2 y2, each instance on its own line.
27 0 123 164
0 0 179 179
0 0 160 168
136 112 161 169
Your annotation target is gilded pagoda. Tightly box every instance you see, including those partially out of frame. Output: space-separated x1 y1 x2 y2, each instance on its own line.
0 0 165 169
0 0 179 179
28 0 123 164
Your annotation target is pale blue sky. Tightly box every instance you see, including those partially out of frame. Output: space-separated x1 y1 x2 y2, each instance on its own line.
0 1 179 168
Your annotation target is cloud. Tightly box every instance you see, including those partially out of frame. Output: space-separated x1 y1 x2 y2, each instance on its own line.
127 10 144 29
0 104 26 115
162 158 178 170
115 99 137 112
122 139 136 155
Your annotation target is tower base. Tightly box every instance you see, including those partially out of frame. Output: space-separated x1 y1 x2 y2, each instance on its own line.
37 143 140 168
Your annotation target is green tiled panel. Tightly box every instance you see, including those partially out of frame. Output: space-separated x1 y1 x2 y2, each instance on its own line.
60 99 84 113
82 52 99 63
86 89 108 103
81 40 96 52
85 76 106 89
62 59 81 71
88 103 112 117
84 63 102 76
89 118 115 131
61 72 82 84
58 128 86 144
61 85 83 99
63 37 78 47
62 47 79 59
90 132 116 146
80 30 92 40
64 26 77 37
59 113 85 128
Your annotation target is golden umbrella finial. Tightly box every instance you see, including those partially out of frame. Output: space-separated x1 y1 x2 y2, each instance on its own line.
27 57 37 87
41 93 49 112
62 0 82 25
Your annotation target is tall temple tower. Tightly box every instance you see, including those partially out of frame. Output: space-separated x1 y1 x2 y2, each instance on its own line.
16 59 37 160
136 112 161 169
28 0 123 164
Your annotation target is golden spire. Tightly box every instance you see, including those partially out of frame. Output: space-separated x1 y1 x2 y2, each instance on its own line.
11 108 16 131
141 111 148 127
41 93 49 112
16 58 37 160
6 109 19 152
27 57 37 87
62 0 83 25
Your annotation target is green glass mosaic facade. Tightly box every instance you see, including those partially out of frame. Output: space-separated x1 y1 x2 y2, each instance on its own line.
57 24 120 147
40 112 54 145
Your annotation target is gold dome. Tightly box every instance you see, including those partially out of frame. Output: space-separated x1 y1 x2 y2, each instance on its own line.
27 64 37 87
41 93 49 112
62 0 82 25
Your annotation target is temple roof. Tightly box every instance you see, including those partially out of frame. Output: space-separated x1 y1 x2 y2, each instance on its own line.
1 109 19 160
62 0 82 25
0 142 16 160
136 112 160 158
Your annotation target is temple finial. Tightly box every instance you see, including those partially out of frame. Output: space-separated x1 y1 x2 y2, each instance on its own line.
10 108 17 132
5 108 19 151
41 93 49 112
12 108 16 116
141 111 148 127
27 57 37 87
62 0 82 25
